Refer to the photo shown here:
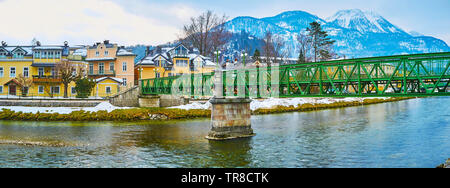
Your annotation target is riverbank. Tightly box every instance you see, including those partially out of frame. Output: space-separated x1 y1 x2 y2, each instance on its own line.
0 97 413 121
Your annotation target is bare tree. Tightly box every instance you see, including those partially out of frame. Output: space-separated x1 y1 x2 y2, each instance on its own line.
16 73 33 97
181 10 231 57
55 60 85 98
262 31 286 66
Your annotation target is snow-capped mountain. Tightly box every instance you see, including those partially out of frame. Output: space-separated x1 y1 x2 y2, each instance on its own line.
223 9 449 59
326 9 407 34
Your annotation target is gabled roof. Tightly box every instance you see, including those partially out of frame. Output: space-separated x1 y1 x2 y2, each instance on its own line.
11 46 32 56
95 77 123 83
4 79 22 86
166 43 189 53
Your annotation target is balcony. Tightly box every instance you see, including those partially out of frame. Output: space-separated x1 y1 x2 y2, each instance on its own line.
88 70 115 76
32 75 62 83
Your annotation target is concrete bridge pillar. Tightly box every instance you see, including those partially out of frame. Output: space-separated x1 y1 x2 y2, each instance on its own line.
206 69 255 140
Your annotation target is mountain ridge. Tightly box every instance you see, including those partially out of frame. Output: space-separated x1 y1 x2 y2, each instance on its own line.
222 9 449 59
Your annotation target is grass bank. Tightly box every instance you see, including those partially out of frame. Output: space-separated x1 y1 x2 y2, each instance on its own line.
0 97 414 122
253 97 413 115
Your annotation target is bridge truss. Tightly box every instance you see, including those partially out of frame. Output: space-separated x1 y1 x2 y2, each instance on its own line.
141 52 450 98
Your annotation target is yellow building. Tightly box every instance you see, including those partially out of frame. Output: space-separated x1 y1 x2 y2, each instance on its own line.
0 40 135 98
92 77 123 98
135 44 216 81
85 40 136 88
0 43 77 97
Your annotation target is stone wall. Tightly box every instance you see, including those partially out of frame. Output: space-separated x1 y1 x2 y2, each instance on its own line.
159 95 189 107
109 86 140 107
207 98 254 140
138 96 160 108
0 99 106 107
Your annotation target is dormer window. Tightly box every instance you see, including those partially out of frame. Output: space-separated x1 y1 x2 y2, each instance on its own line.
0 49 7 58
12 48 26 59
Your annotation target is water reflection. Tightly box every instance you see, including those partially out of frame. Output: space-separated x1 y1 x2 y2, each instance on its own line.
0 97 449 168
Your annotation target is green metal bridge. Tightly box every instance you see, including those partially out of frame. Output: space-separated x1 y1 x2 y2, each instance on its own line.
140 52 450 98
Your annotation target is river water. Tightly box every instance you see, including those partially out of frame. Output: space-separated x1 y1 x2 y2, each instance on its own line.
0 97 448 168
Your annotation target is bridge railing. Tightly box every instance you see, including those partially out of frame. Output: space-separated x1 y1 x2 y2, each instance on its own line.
140 52 450 98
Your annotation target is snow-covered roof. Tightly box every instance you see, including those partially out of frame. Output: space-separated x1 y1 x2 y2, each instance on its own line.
204 60 216 66
117 49 135 56
86 57 116 61
95 77 123 83
34 46 63 50
72 49 87 56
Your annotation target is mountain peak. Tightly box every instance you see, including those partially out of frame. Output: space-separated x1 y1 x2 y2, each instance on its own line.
327 9 405 34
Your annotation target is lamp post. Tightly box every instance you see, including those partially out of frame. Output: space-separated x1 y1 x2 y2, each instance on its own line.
241 52 248 67
214 50 221 66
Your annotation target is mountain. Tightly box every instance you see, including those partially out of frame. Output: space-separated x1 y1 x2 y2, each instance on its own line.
222 9 450 59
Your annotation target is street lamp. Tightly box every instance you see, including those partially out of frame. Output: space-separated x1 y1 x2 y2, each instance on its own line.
241 52 248 67
213 50 221 65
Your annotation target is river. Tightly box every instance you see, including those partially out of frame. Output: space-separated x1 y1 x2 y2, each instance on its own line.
0 97 449 168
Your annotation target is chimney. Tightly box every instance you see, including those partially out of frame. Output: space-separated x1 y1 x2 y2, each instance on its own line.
145 46 150 56
156 46 162 54
1 41 7 47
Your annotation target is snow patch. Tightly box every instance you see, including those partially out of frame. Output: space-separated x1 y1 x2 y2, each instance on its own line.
0 102 130 114
169 97 391 111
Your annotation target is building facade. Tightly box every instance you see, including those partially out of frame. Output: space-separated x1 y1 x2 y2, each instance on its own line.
0 40 136 98
135 44 216 81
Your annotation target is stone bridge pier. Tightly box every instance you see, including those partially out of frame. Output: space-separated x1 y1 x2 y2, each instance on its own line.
206 69 255 140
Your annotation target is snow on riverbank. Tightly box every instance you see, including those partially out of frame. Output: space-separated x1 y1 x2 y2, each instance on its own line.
169 97 390 111
0 102 130 114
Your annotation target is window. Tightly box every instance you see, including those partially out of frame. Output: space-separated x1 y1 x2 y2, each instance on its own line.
95 51 99 56
0 86 3 93
176 60 188 67
122 62 127 72
109 62 114 71
55 51 61 59
48 51 54 59
89 63 94 74
168 73 173 77
38 67 44 77
156 73 160 78
42 51 47 58
51 86 60 94
71 87 76 95
23 67 29 78
10 67 16 78
0 67 3 77
122 78 127 86
51 68 56 76
104 51 109 56
106 86 111 94
0 50 7 58
99 63 104 74
34 51 40 59
13 52 24 59
38 86 44 94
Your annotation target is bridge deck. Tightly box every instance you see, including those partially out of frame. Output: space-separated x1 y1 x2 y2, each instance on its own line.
140 52 450 98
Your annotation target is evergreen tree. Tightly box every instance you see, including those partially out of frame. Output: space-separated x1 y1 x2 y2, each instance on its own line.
297 50 306 64
252 49 261 62
75 78 96 98
306 21 336 62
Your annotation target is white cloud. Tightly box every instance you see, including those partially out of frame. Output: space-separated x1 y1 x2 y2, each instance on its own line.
0 0 182 46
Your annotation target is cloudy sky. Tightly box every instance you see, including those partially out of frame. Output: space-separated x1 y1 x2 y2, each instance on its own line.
0 0 449 46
